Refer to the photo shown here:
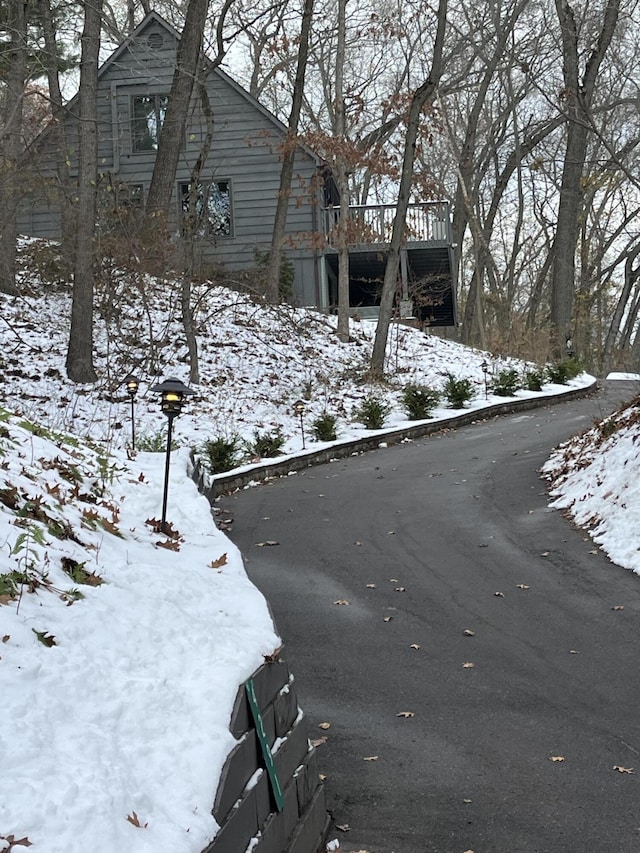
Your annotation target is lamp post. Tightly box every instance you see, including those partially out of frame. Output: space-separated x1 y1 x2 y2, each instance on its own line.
292 399 306 449
481 360 489 400
149 377 195 534
123 373 139 450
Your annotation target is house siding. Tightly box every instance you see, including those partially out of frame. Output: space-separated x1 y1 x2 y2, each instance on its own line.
17 14 324 306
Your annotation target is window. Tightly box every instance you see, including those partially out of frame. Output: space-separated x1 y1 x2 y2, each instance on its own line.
179 180 232 237
132 94 168 152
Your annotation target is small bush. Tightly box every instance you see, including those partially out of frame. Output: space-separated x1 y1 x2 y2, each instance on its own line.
402 383 441 420
546 357 583 385
443 374 475 408
312 412 338 442
201 435 244 474
354 394 391 429
492 368 521 397
524 369 545 392
249 428 286 458
136 431 178 452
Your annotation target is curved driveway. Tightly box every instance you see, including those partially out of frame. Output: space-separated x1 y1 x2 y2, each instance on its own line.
226 382 640 853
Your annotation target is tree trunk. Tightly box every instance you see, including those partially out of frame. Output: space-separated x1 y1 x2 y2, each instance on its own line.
66 0 103 383
370 0 447 376
41 0 75 261
0 0 27 296
145 0 210 217
549 0 620 357
265 0 314 303
335 0 350 341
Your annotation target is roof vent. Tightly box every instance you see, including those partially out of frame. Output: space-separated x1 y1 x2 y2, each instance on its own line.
147 32 164 49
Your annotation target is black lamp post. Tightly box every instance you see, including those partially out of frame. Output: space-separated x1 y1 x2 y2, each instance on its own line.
149 377 195 534
292 399 306 449
481 360 489 399
123 373 139 450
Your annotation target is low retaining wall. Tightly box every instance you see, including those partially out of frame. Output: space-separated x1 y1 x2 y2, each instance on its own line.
191 380 598 500
203 655 329 853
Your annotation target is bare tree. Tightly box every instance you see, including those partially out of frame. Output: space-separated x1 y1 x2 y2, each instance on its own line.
65 0 104 384
370 0 447 376
0 0 27 296
549 0 621 357
264 0 314 303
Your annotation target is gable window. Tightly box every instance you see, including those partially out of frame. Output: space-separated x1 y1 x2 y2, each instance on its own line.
179 180 232 237
132 94 168 152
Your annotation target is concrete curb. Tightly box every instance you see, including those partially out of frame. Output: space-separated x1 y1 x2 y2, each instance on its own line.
191 379 598 500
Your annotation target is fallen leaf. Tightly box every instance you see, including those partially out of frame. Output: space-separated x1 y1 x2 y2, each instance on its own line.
613 765 634 773
318 722 331 730
0 594 13 606
310 736 328 747
0 835 32 848
396 711 415 718
333 599 350 606
156 539 180 552
255 540 279 547
549 756 565 762
462 662 475 668
612 605 624 611
126 811 148 828
516 584 530 589
383 616 393 622
410 643 421 650
263 646 282 662
32 629 57 647
2 634 9 642
363 755 379 761
463 628 475 636
210 553 228 568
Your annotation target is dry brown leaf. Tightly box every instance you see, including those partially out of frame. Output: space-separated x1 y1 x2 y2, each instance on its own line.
126 811 148 829
333 599 350 606
397 711 415 718
2 634 9 642
0 594 14 606
613 765 634 773
263 646 282 662
462 662 475 668
318 722 331 730
549 756 565 762
156 539 180 552
210 553 228 569
0 835 32 848
463 629 475 636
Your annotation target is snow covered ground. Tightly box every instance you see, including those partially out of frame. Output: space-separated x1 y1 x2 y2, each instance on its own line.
1 242 639 853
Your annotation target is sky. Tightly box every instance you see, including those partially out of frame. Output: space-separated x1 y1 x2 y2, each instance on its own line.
1 239 639 853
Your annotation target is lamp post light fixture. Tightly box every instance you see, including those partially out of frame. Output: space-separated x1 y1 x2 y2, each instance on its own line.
292 399 306 449
481 360 489 399
149 377 195 534
122 373 139 451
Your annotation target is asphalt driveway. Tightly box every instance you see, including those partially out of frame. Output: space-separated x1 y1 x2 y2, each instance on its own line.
225 381 640 853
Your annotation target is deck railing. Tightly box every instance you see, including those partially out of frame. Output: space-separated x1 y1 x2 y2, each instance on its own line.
321 201 451 246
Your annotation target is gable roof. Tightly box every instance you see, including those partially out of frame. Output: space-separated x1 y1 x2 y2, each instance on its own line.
97 11 321 165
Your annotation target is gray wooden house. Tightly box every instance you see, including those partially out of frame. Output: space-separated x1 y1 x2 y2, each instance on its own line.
18 11 456 324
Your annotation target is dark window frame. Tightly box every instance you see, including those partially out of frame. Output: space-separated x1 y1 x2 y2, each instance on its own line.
131 94 168 153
